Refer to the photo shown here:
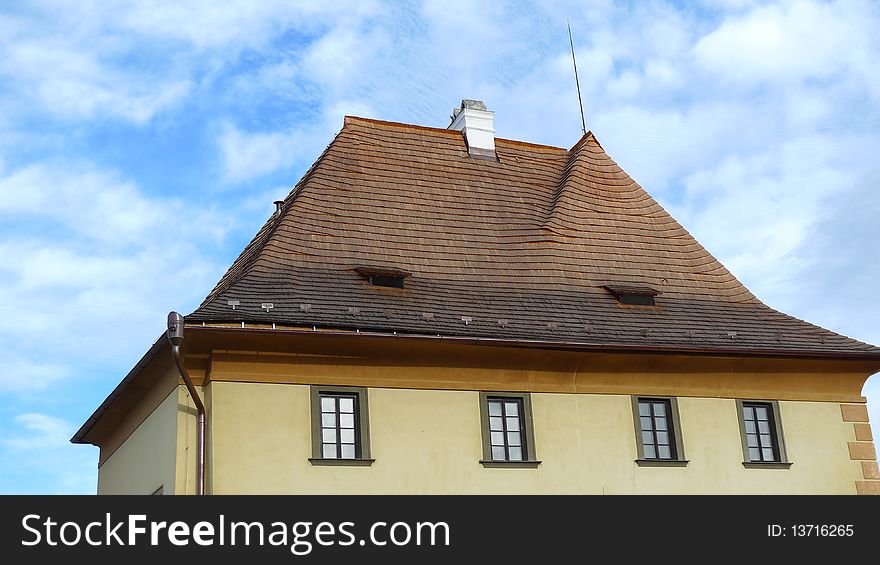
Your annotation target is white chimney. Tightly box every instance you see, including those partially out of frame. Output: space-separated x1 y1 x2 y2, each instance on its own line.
448 99 496 159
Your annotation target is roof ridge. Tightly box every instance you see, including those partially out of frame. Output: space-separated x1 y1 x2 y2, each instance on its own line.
343 115 569 152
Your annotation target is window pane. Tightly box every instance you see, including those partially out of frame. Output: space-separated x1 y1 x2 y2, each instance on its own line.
506 416 520 431
744 420 756 434
321 413 336 427
654 417 667 431
640 416 653 431
321 397 335 413
490 416 503 431
340 428 355 444
322 429 336 443
653 402 666 416
641 431 654 446
341 444 356 459
658 445 672 459
644 444 656 459
638 402 651 417
491 446 506 461
757 421 770 434
748 447 760 461
755 406 769 421
490 431 504 446
656 431 669 445
747 434 758 447
488 401 502 416
340 413 354 428
759 434 773 448
322 444 337 458
761 448 775 462
507 432 521 446
339 397 354 413
508 446 523 461
505 401 519 416
743 406 754 420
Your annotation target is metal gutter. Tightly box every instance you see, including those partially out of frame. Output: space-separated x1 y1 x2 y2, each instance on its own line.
189 323 880 361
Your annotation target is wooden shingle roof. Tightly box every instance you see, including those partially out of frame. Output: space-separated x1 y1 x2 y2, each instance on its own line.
187 116 879 357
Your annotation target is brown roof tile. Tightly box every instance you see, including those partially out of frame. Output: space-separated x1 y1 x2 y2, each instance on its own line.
187 116 879 357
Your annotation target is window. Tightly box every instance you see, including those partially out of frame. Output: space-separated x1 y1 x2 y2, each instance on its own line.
736 400 790 467
479 392 540 467
638 399 676 459
488 398 525 461
309 386 373 466
319 393 359 459
631 396 687 466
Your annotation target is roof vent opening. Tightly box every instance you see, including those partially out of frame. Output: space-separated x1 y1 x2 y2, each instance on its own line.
448 99 496 160
355 267 411 289
603 285 659 307
368 274 405 288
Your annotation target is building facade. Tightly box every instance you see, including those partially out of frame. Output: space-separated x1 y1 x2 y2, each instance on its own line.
73 101 880 495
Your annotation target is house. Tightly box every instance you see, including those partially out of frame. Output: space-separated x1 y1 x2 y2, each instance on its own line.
72 100 880 494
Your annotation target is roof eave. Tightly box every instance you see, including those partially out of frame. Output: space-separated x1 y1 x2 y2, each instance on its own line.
186 323 880 362
72 322 880 447
70 333 169 445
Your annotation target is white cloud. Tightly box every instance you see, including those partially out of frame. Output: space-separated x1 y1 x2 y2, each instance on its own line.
325 99 376 126
0 164 225 246
301 27 390 93
0 163 230 363
3 413 71 450
0 359 69 392
219 125 303 185
38 76 192 124
606 70 642 100
0 238 223 360
1 413 96 494
693 0 875 89
218 98 376 184
591 101 763 194
671 133 868 302
113 0 382 51
698 0 760 8
0 0 384 125
0 31 191 123
643 58 680 87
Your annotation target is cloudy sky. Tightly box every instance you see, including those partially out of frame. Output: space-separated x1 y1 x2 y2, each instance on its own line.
0 0 878 493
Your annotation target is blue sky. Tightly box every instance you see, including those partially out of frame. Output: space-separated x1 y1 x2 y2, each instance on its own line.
0 0 878 493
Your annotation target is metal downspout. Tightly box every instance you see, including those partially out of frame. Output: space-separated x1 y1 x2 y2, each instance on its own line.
167 311 206 495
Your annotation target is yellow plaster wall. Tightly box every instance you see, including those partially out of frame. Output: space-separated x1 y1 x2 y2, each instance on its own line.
175 385 205 495
206 381 861 494
97 387 180 495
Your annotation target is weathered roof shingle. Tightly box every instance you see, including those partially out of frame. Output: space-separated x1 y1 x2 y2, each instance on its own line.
187 116 879 357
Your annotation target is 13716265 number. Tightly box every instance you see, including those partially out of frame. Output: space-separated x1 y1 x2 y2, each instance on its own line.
768 525 854 537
